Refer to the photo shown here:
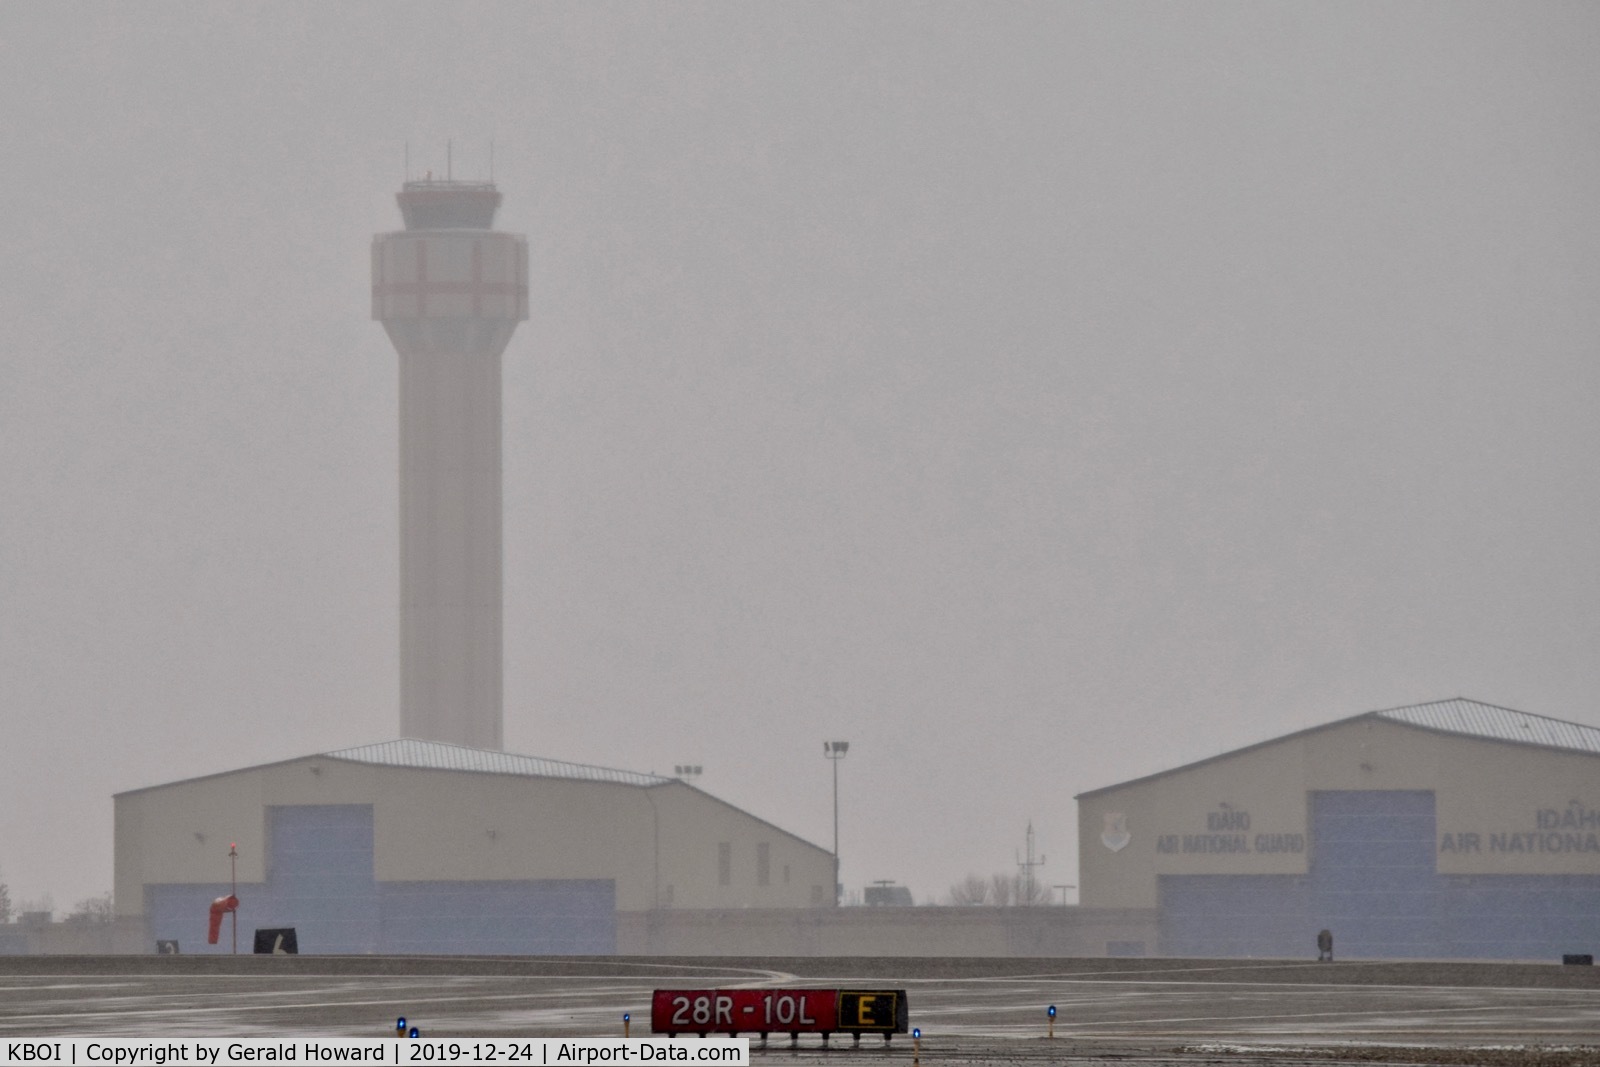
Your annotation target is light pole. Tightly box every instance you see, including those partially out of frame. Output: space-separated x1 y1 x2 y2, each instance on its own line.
228 842 238 954
824 741 849 904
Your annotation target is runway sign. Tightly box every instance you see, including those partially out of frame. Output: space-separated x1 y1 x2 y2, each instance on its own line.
252 927 298 954
651 988 906 1038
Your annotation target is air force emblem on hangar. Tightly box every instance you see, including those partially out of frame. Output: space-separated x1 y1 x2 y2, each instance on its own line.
1101 812 1131 851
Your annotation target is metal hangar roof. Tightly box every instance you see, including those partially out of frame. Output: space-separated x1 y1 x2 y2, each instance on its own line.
1076 697 1600 799
323 738 672 787
1372 698 1600 755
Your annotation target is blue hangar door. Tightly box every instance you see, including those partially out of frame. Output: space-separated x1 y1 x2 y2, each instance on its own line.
1307 790 1438 958
1160 791 1437 959
147 805 616 954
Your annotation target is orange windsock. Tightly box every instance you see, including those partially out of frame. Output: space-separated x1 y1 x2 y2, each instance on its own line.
206 895 239 944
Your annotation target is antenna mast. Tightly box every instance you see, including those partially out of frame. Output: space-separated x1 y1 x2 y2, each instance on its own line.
1016 821 1046 906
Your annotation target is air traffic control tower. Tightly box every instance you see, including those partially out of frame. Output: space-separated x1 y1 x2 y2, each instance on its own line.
372 179 528 749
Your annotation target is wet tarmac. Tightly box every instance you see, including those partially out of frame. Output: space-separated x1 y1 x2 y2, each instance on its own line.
1 956 1597 1065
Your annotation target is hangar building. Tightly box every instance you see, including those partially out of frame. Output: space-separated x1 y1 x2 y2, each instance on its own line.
1077 698 1600 960
115 739 833 954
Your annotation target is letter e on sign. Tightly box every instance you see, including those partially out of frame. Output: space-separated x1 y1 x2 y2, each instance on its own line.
839 990 900 1031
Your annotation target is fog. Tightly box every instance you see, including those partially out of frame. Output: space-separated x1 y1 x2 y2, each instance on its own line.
2 3 1597 912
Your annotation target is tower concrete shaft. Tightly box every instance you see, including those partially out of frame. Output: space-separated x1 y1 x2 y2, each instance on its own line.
372 180 527 749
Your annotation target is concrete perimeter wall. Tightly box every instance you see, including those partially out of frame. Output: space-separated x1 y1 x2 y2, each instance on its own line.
4 908 1157 958
0 919 142 955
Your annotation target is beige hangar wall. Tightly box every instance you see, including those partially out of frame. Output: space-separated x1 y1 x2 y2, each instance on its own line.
1078 717 1600 909
115 757 833 919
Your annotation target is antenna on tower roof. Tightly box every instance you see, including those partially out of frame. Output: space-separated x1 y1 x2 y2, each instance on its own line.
404 141 410 183
447 139 453 181
489 140 495 183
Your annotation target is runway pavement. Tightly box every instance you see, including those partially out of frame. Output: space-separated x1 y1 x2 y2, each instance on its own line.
1 956 1597 1064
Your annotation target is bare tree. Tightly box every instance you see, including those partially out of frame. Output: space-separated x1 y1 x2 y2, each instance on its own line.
0 869 11 924
947 871 1063 906
64 892 113 925
946 873 990 905
989 873 1014 907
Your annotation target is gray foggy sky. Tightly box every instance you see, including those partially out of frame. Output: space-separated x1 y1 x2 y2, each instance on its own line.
2 3 1598 910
